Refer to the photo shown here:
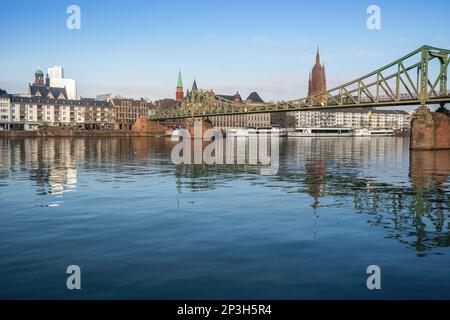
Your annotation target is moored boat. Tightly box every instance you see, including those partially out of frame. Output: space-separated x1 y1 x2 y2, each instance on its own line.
354 128 395 136
288 127 354 137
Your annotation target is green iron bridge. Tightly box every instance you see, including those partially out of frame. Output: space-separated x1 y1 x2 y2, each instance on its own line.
151 45 450 121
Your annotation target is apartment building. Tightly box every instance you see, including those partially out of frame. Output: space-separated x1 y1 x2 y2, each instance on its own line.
295 109 411 130
3 95 112 130
108 97 155 130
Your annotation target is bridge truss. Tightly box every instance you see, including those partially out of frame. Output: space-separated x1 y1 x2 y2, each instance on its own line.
152 45 450 121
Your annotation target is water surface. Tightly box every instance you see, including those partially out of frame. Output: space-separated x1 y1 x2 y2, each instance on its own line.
0 137 449 299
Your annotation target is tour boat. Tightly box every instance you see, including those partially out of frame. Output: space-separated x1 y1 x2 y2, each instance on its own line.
354 128 395 136
227 127 288 137
288 127 354 137
227 128 248 137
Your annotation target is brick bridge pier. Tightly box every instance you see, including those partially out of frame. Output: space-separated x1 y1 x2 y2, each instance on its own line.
410 104 450 150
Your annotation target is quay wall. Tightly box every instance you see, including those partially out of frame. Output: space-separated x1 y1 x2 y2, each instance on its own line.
0 129 170 138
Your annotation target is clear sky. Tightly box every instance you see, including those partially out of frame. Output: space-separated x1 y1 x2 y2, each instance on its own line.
0 0 449 102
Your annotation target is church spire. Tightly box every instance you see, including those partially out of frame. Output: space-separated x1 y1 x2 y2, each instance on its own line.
308 47 327 99
176 69 184 101
177 69 183 88
316 46 320 65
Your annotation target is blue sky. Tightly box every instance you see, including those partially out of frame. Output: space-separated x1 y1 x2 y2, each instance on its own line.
0 0 448 101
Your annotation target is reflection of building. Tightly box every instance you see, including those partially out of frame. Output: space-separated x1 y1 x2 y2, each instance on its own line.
0 139 78 204
295 109 410 130
410 150 450 189
305 159 327 209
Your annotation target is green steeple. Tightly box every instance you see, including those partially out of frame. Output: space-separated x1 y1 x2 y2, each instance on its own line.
35 67 44 76
177 70 183 88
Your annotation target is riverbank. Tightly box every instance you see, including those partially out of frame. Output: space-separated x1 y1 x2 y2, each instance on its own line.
0 129 170 138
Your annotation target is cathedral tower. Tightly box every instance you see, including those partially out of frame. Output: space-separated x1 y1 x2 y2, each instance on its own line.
307 47 327 101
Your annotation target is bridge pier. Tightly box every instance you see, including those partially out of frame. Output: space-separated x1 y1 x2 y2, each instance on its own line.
185 118 214 138
410 105 450 150
131 117 170 136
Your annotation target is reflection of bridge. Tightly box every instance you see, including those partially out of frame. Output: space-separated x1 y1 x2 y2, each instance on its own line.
152 45 449 121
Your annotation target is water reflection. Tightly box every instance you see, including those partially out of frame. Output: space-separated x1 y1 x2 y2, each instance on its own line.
0 137 449 255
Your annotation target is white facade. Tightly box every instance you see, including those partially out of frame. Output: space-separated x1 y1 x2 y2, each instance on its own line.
48 66 64 79
47 66 77 100
294 110 410 130
211 113 271 129
0 95 11 130
50 78 77 100
3 96 112 130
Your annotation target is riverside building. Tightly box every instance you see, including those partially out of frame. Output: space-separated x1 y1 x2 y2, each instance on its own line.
294 109 411 131
5 95 111 130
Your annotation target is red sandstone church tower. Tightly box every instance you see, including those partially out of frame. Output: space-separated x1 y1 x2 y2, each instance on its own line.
308 47 327 101
34 67 45 86
176 70 184 101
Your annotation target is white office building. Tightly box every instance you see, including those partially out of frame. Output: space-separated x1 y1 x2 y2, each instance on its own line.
48 66 64 79
47 66 77 100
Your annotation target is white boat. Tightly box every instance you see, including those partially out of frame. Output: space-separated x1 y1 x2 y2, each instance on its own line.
227 128 248 137
354 128 395 136
227 127 287 137
270 127 288 137
288 127 354 137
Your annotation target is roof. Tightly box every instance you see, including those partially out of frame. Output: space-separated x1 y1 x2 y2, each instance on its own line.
245 92 264 103
10 95 108 107
217 95 234 101
109 98 151 108
29 85 68 100
154 99 178 110
35 69 44 76
217 92 243 103
177 70 183 88
192 79 198 91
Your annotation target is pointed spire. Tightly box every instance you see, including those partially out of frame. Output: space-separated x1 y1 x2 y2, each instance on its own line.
177 69 183 88
316 46 320 65
176 69 184 100
192 78 198 91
